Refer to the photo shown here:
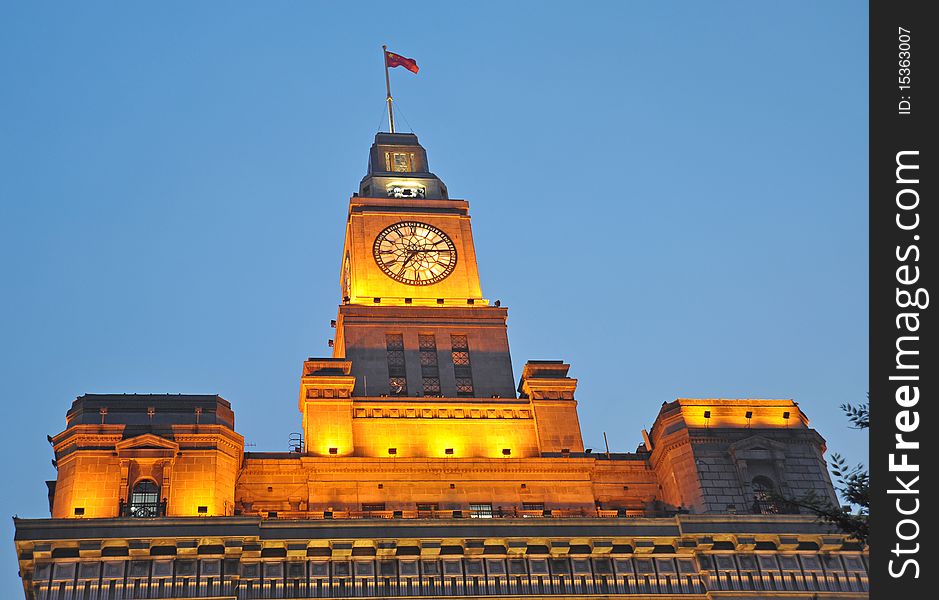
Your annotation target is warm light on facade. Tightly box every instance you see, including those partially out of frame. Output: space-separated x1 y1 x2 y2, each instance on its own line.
15 129 864 600
674 400 808 429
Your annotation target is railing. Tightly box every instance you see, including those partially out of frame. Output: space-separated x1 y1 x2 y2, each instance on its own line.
110 502 653 520
118 498 168 518
752 497 800 515
249 507 648 520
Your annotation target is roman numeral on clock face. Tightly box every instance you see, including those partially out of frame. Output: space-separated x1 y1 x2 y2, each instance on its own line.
373 221 458 286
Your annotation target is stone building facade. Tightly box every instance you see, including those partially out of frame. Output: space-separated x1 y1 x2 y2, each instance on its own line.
13 133 867 599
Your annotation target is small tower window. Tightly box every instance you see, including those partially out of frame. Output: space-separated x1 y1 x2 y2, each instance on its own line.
129 480 161 518
386 152 414 172
386 334 408 396
469 503 493 518
419 334 441 396
451 335 474 396
751 476 782 514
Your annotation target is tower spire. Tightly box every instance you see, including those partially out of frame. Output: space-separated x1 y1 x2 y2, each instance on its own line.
382 44 395 133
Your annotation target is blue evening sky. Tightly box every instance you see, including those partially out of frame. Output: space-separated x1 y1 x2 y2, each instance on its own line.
1 1 867 591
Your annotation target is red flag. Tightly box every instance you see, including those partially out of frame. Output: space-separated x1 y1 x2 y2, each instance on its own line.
385 51 419 74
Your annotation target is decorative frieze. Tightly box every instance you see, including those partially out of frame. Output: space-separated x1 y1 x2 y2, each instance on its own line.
351 406 532 419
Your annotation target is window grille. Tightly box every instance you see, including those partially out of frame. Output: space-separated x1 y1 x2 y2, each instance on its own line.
469 503 493 518
422 377 441 396
386 334 408 396
129 480 161 518
389 376 408 395
419 334 437 351
450 335 474 396
751 476 792 514
386 152 414 172
418 334 441 395
455 378 474 394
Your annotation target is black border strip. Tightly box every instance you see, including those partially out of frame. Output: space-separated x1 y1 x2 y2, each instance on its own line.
870 0 934 595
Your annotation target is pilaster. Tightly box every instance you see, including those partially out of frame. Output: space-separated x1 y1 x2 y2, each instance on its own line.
518 361 584 453
299 358 356 456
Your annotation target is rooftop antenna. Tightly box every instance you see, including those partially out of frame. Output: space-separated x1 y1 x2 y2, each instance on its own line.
603 432 611 459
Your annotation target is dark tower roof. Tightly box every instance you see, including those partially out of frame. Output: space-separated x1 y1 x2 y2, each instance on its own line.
66 393 234 429
358 132 448 200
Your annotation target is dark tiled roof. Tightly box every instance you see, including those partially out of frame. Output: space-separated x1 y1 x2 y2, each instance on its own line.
66 394 234 429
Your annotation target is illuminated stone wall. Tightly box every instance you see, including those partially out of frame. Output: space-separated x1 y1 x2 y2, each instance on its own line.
342 197 484 304
48 395 842 521
234 456 658 516
299 355 537 458
49 396 244 520
164 429 242 517
50 448 122 519
649 399 839 514
519 362 585 453
350 411 541 458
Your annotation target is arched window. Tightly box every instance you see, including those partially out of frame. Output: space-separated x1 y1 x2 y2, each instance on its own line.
129 480 161 518
751 476 780 514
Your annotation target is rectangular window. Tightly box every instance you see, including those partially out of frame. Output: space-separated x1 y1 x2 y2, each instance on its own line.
388 351 405 368
451 335 474 396
422 377 441 396
389 377 408 394
416 502 439 512
522 502 545 511
419 334 438 366
386 151 414 172
362 503 386 512
386 334 408 396
455 378 474 395
469 503 493 519
419 334 440 396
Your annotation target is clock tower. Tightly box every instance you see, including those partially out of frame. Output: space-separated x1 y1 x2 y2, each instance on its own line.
299 132 586 457
341 133 485 304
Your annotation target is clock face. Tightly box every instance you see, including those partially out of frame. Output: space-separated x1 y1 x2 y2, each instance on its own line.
373 221 457 285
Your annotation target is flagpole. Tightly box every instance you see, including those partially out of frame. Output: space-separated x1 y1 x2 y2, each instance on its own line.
382 44 395 133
